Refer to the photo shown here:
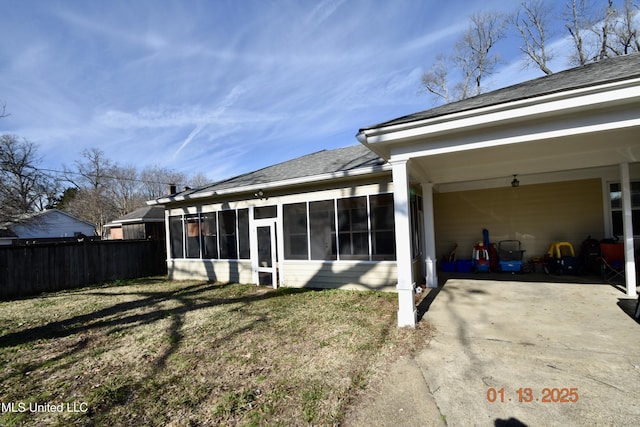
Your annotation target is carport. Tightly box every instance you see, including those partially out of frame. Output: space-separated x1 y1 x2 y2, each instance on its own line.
357 54 640 327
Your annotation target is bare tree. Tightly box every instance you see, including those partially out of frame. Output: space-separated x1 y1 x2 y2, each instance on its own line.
64 148 113 191
514 1 555 75
109 164 146 217
421 54 452 104
565 0 592 65
64 187 116 238
139 165 187 200
188 172 211 189
33 175 62 211
564 0 639 64
421 12 507 104
593 0 617 61
0 135 57 224
609 0 640 55
457 12 508 97
62 148 117 237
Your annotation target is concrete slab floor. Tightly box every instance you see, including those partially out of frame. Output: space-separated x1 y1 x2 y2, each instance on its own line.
416 279 640 426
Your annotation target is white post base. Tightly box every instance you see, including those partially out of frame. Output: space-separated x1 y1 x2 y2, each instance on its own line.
397 284 417 328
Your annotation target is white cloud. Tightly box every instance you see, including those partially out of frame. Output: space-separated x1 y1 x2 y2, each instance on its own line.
305 0 346 26
1 0 581 183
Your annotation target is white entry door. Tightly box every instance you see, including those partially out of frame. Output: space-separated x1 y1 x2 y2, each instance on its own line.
252 219 277 288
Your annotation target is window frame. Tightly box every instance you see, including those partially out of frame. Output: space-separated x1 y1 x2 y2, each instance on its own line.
283 202 309 260
168 209 250 261
609 181 640 237
283 193 396 262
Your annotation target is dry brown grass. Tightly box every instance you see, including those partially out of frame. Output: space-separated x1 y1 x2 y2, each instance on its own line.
0 278 432 426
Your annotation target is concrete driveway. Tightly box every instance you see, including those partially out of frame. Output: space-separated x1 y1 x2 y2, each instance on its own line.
416 278 640 426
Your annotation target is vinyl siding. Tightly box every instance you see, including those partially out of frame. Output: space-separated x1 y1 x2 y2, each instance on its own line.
433 178 604 262
168 259 253 283
282 261 397 292
11 210 95 238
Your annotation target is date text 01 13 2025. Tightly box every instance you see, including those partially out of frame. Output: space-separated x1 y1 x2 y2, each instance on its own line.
487 387 579 403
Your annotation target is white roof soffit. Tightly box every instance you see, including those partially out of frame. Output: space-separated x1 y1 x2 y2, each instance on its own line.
148 163 391 205
356 77 640 159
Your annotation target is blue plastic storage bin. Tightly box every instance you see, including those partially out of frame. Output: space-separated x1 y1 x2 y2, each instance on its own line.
499 260 522 272
442 261 456 272
457 259 472 273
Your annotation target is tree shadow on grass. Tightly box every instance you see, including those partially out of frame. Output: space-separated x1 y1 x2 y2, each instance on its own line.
0 282 311 380
1 281 319 424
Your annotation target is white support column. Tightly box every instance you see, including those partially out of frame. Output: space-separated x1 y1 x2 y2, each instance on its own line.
391 159 417 327
421 183 438 288
620 163 637 297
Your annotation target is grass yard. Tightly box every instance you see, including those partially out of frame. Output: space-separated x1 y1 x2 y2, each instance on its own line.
0 278 432 426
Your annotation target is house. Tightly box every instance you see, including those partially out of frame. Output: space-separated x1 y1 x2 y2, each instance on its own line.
149 145 399 290
0 209 96 245
357 53 640 326
104 205 166 241
150 53 640 327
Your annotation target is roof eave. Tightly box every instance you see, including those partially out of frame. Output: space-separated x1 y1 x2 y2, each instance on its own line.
110 218 165 225
357 76 640 155
149 163 391 206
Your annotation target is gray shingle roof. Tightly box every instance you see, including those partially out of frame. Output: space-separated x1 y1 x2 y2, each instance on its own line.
113 205 165 223
176 144 385 198
361 53 640 130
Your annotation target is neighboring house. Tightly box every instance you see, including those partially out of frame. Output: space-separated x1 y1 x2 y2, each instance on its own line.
151 53 640 327
104 206 166 241
0 209 96 245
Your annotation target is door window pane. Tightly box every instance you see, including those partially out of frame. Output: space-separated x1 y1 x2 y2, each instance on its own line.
257 226 273 268
255 205 277 219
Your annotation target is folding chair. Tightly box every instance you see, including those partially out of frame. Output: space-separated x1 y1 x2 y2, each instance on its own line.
599 243 625 284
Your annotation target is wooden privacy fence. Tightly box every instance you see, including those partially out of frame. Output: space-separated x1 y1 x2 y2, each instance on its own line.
0 240 167 299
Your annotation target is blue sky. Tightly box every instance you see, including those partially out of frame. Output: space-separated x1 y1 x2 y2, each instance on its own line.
0 0 598 182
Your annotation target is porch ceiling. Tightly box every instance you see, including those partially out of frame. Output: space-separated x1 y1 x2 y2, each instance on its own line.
360 80 640 185
409 125 640 184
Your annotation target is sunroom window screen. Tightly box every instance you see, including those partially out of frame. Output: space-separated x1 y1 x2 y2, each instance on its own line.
238 209 250 259
185 215 201 258
283 203 308 259
337 197 369 260
218 210 237 259
309 200 337 260
201 213 218 259
169 216 183 259
370 194 395 260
